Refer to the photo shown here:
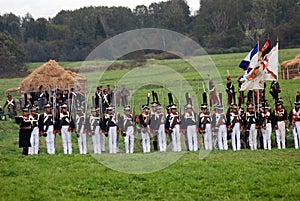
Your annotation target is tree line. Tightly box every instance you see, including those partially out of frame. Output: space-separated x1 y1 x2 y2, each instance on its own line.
0 0 300 76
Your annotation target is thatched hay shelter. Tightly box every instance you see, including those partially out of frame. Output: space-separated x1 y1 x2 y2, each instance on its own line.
281 54 300 80
19 60 87 92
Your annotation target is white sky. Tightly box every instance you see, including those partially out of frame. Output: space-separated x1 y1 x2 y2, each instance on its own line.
0 0 200 19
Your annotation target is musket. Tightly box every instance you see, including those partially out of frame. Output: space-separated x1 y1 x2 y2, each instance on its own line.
99 95 103 119
52 87 57 125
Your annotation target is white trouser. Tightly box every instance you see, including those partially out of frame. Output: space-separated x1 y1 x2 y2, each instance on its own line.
61 126 72 154
101 132 106 152
203 124 212 150
108 126 117 154
141 127 151 153
171 124 181 152
276 121 286 149
92 126 101 154
187 125 198 151
262 123 272 150
293 121 300 149
124 126 134 154
248 124 257 150
231 123 240 151
29 127 39 155
77 127 88 154
158 124 167 152
45 125 55 154
218 125 228 150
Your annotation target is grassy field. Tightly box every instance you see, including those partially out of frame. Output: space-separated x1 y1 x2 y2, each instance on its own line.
0 49 300 200
0 119 299 201
0 124 299 200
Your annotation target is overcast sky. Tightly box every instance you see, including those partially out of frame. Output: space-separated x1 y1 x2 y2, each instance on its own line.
0 0 200 19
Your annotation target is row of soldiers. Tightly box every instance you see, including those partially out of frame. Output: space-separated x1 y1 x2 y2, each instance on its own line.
15 86 300 155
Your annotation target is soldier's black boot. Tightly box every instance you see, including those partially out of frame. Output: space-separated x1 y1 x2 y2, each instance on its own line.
153 141 158 151
22 147 29 155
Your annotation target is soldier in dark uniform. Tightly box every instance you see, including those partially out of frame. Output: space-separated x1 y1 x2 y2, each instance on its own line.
15 108 32 155
226 76 236 105
269 81 281 102
94 86 103 109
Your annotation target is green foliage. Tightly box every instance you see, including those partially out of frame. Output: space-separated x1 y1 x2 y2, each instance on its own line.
0 32 26 78
1 0 299 64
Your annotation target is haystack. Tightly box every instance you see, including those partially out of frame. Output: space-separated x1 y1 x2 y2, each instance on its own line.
281 54 300 80
19 60 87 92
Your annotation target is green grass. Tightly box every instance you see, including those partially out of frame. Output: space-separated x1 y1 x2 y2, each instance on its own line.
0 120 300 200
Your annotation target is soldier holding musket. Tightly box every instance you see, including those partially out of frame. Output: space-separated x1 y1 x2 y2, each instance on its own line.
212 105 228 150
149 91 162 151
89 108 101 154
39 104 55 154
226 75 236 105
274 101 287 149
155 105 167 152
165 93 175 151
289 101 300 149
59 104 76 154
245 103 258 150
28 106 40 155
181 103 198 151
227 103 241 151
261 103 273 150
3 94 17 120
199 103 212 150
270 81 281 102
76 108 88 154
119 106 135 154
94 86 103 109
101 105 119 154
166 104 181 152
139 104 151 153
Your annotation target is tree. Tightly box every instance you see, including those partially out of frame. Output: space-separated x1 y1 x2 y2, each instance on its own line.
0 32 26 77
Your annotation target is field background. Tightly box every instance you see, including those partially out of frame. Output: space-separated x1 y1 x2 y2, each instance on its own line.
0 49 300 200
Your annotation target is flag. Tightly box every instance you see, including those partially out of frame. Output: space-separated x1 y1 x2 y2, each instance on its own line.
239 64 265 91
263 42 278 80
260 40 271 59
239 43 259 71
